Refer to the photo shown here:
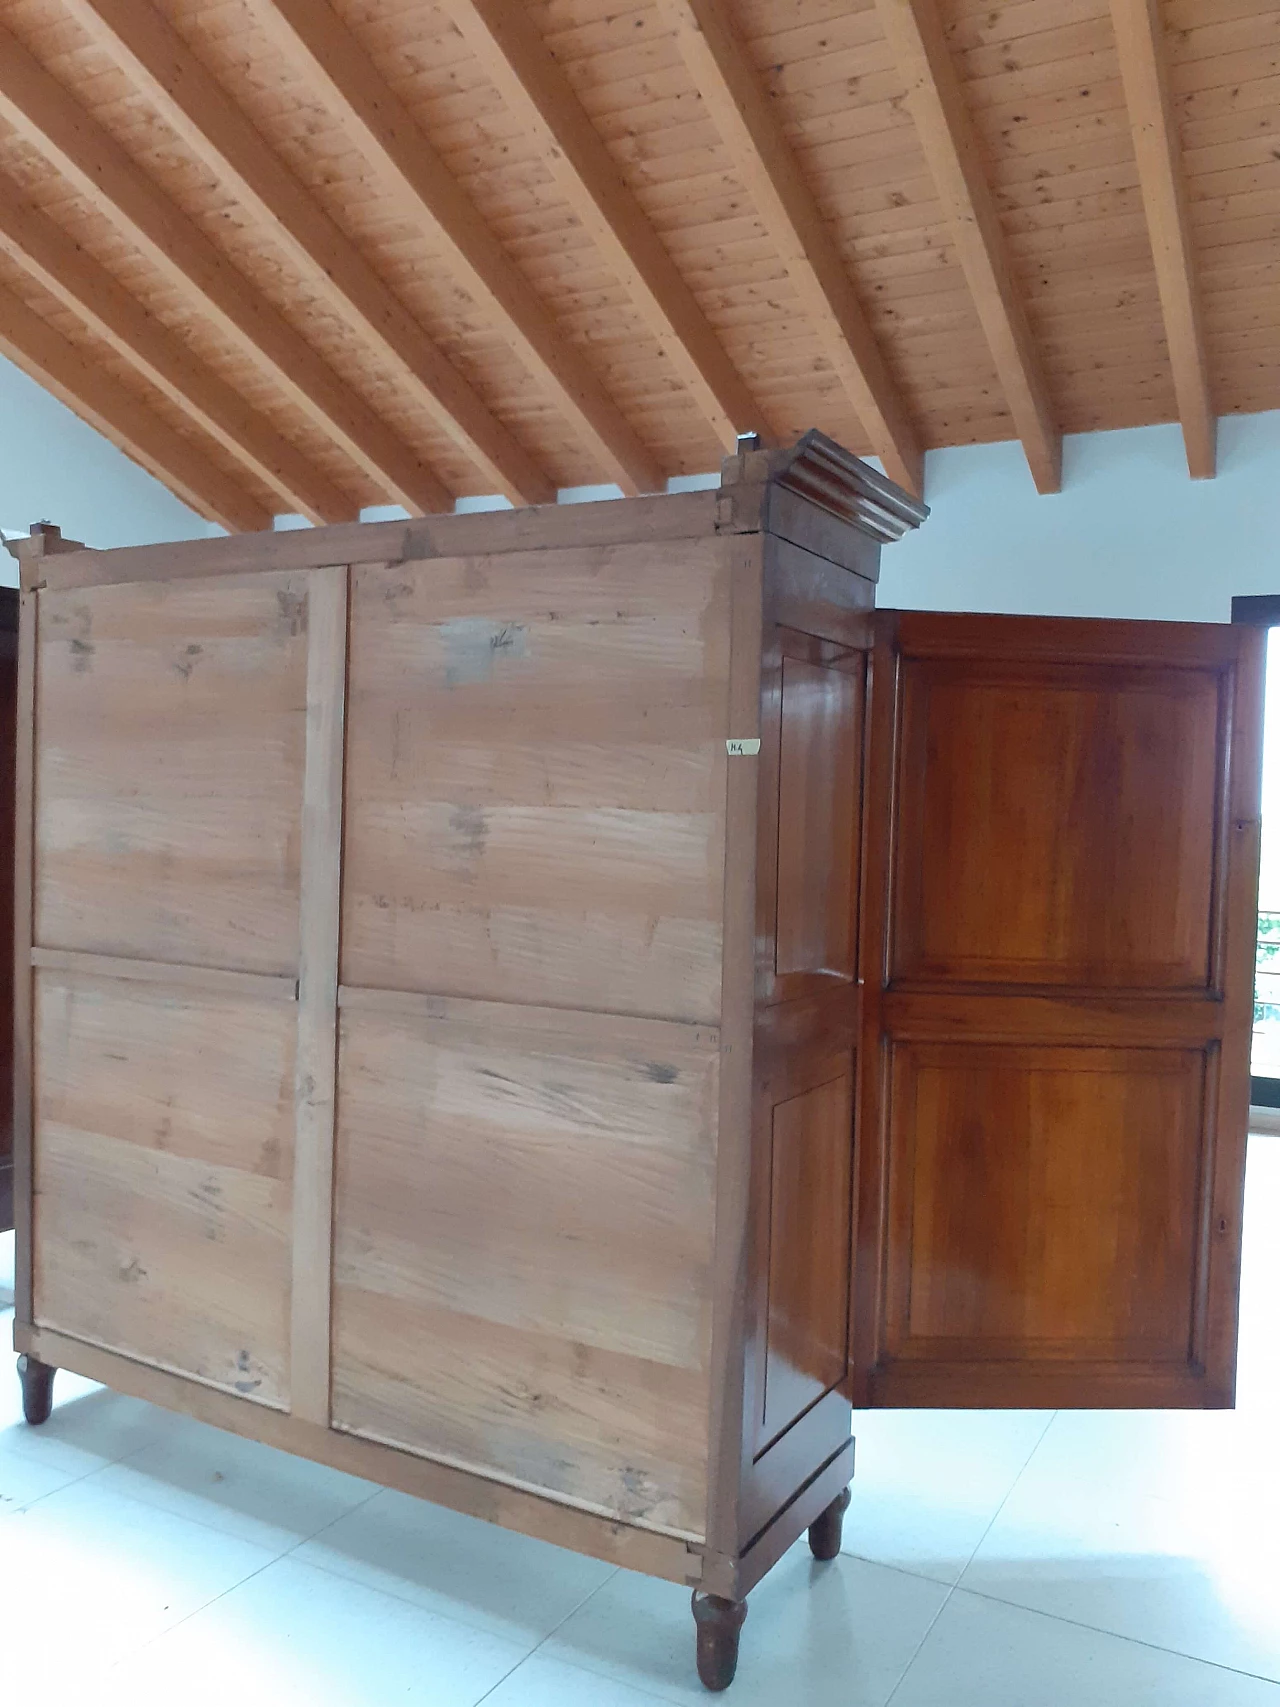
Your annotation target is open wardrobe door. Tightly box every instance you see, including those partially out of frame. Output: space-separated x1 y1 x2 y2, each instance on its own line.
850 611 1264 1410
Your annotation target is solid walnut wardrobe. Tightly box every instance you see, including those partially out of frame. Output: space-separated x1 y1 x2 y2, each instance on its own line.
9 433 1261 1691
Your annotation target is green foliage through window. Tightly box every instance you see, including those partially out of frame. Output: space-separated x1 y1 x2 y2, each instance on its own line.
1255 910 1280 1025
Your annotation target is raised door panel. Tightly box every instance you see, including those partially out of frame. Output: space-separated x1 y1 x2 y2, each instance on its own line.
32 969 295 1404
35 574 309 974
760 1072 853 1445
757 628 864 1006
893 658 1220 987
341 540 731 1023
854 613 1262 1410
776 655 863 980
331 996 718 1540
884 1043 1206 1366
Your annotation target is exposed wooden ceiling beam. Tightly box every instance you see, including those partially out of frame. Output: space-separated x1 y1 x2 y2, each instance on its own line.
60 0 552 507
441 0 768 456
0 176 351 526
250 0 663 496
653 0 923 497
0 276 270 533
0 21 450 516
1110 0 1215 479
873 0 1061 494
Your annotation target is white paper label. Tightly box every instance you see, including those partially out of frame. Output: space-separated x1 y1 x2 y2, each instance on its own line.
725 737 762 756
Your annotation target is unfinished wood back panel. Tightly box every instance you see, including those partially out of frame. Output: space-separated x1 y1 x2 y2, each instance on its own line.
341 537 732 1022
32 968 295 1404
35 573 310 975
331 996 718 1540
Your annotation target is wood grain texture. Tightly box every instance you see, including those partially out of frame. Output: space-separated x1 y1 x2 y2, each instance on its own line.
289 564 348 1425
331 1001 719 1540
32 969 295 1404
0 0 1272 518
249 0 663 496
704 529 763 1571
0 18 449 515
0 597 15 1233
0 273 270 533
854 610 1262 1410
341 538 732 1021
0 171 349 525
883 1041 1206 1359
755 629 866 1007
891 654 1221 988
29 947 297 999
775 652 863 981
32 490 721 594
1110 0 1216 477
874 0 1063 492
62 0 555 508
760 1074 852 1446
654 0 925 497
733 526 873 1566
442 0 767 454
35 571 309 974
12 586 37 1319
17 1323 703 1586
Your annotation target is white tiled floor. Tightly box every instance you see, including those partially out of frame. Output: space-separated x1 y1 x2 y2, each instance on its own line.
3 1132 1279 1705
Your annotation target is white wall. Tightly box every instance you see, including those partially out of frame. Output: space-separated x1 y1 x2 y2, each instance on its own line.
878 409 1280 624
0 355 221 583
8 334 1278 629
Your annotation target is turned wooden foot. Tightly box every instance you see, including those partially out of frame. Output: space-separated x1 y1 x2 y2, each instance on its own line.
807 1484 851 1562
17 1354 55 1426
692 1590 747 1692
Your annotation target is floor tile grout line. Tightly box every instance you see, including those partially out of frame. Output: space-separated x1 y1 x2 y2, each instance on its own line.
99 1477 390 1679
881 1412 1060 1706
476 1640 688 1707
17 1445 383 1552
949 1578 1280 1689
287 1493 629 1659
0 1452 114 1518
470 1564 626 1706
883 1581 959 1707
953 1410 1060 1585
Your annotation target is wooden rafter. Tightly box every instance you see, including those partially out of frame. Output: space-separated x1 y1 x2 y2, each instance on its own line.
0 275 269 533
441 0 768 456
873 0 1062 494
653 0 924 497
0 21 451 517
1110 0 1215 479
59 0 553 507
249 0 660 497
0 175 351 526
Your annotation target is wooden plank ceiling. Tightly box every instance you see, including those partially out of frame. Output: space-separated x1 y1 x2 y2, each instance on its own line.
0 0 1273 529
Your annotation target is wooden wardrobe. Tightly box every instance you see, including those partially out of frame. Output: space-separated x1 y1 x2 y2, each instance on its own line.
8 436 1261 1691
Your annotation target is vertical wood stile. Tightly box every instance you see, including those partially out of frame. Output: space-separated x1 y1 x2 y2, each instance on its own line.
12 585 36 1327
1207 629 1264 1391
290 563 349 1424
703 532 764 1589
